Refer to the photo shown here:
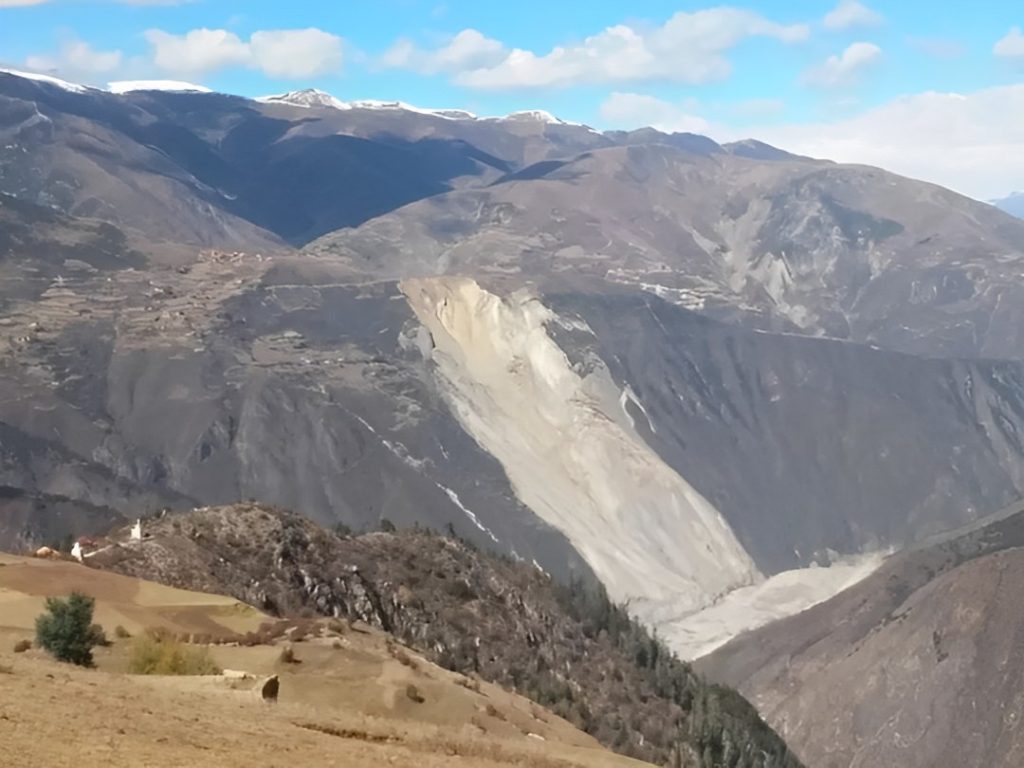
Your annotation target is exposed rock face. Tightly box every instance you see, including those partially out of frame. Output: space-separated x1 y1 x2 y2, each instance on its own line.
402 277 760 622
698 502 1024 768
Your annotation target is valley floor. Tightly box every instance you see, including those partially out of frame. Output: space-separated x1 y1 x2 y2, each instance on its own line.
666 551 887 659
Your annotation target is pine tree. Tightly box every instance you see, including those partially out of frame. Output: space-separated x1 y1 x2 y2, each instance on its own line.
35 592 105 666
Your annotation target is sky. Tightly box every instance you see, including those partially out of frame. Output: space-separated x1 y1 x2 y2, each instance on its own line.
1 0 1023 200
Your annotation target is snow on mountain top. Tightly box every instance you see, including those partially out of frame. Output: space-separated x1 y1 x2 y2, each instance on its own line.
348 100 477 119
0 67 92 94
498 109 568 125
258 91 479 120
257 88 350 110
0 69 579 127
108 80 212 94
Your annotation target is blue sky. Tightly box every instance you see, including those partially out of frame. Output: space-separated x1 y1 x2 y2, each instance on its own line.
2 1 1023 198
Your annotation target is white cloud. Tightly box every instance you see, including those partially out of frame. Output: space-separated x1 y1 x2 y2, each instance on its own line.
600 92 711 134
597 84 1024 200
24 40 123 81
249 29 343 78
144 29 250 76
387 9 808 90
822 1 883 30
994 27 1024 58
741 85 1024 200
143 27 343 79
804 42 881 87
381 29 504 75
0 0 49 6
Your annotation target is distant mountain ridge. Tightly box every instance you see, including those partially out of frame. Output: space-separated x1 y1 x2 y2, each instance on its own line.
993 191 1024 218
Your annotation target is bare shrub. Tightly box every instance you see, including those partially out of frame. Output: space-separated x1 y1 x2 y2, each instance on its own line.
128 629 221 675
12 640 30 653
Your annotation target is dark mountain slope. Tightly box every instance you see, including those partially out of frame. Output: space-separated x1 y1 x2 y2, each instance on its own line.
92 502 803 768
311 142 1024 359
698 502 1024 768
0 72 605 247
545 288 1024 573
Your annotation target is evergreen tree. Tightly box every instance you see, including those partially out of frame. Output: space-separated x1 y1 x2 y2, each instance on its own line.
35 592 105 666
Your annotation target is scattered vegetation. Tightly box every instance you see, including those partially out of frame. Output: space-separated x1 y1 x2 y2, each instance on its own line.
34 592 106 667
456 675 481 693
99 504 802 768
127 628 221 675
389 643 419 670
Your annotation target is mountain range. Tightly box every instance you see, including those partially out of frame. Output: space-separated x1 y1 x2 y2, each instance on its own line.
993 191 1024 219
4 66 1024 766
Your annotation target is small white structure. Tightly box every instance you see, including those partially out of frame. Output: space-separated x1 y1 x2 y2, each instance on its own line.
130 519 143 541
71 541 83 562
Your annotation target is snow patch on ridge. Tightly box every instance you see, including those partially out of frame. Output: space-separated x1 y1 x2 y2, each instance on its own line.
109 80 212 94
0 67 91 93
437 484 500 544
401 277 760 629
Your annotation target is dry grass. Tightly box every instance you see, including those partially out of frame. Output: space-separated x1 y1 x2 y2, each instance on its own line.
127 628 221 676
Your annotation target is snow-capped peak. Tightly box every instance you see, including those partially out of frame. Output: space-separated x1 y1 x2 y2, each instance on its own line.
257 88 351 110
348 100 477 120
108 80 211 94
498 110 572 126
257 91 479 120
0 67 92 94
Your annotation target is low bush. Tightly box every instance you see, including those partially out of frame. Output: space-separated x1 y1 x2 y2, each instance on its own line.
128 629 221 676
12 640 30 653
